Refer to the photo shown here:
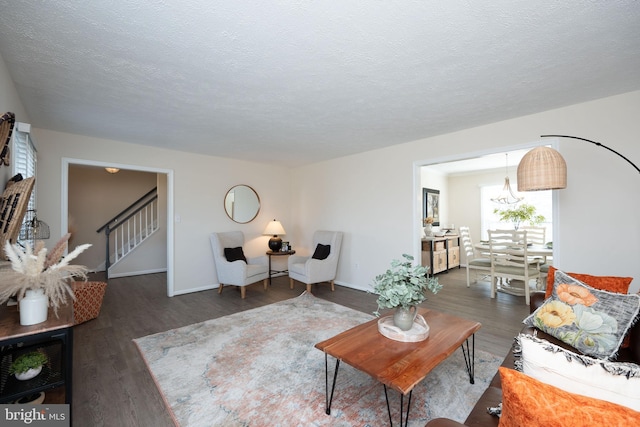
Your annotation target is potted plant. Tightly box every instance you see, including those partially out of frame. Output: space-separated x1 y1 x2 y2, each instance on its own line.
493 203 545 230
0 233 91 325
10 350 48 381
372 254 442 331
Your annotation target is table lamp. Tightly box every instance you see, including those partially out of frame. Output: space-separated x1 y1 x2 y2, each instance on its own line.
264 219 286 251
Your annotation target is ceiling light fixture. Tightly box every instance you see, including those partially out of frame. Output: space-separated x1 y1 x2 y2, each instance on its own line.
517 135 639 191
105 167 120 174
491 153 523 204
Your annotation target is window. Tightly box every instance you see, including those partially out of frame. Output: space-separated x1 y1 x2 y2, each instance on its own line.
11 124 38 242
480 185 553 242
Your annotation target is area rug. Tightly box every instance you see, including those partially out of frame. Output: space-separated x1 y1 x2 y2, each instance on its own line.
134 293 503 426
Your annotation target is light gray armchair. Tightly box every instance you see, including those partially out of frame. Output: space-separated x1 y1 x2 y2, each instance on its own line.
288 230 343 293
210 231 269 299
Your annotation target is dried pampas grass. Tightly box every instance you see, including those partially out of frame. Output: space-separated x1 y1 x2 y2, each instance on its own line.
0 235 91 315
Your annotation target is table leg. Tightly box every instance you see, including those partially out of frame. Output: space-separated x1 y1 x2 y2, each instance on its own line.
460 334 475 384
383 385 413 427
324 354 340 415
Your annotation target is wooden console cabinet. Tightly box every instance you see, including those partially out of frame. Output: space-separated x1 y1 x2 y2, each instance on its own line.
421 235 460 274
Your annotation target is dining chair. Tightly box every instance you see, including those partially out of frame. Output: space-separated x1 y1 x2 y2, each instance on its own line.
459 226 491 287
488 229 541 305
520 226 546 245
521 225 551 287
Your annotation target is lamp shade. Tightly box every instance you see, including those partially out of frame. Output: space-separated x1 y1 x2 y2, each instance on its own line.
263 219 286 251
517 146 567 191
263 220 285 236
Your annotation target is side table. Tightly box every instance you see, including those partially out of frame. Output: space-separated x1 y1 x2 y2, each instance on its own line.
266 250 296 285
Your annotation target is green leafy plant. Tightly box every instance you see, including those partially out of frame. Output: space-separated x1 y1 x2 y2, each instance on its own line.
10 351 48 375
493 203 545 230
372 254 442 316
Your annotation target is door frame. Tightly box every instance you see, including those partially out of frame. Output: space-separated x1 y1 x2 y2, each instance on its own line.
412 139 561 267
61 157 175 297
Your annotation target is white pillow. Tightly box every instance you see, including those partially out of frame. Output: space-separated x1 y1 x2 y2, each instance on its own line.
517 333 640 411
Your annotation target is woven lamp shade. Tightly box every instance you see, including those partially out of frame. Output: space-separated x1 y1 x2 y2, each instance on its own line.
517 146 567 191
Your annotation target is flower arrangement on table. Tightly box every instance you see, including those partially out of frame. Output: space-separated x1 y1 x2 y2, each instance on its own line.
372 254 442 317
422 216 434 226
0 233 91 315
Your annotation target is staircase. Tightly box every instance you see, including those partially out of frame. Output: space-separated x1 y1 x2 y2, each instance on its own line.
96 187 159 278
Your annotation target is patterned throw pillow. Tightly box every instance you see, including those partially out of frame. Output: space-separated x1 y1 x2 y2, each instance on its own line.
545 265 633 299
524 270 640 359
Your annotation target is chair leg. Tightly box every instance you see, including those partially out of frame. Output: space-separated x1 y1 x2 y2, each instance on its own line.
289 278 295 289
263 279 268 290
240 286 246 299
306 284 312 293
218 284 224 294
490 274 497 299
466 266 470 287
330 280 335 291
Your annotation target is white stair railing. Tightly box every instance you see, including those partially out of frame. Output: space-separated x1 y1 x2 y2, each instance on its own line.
111 199 159 267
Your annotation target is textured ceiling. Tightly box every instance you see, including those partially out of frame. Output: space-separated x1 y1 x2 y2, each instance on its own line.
0 1 639 167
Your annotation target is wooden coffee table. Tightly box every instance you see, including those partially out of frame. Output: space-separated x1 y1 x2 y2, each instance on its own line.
315 307 481 426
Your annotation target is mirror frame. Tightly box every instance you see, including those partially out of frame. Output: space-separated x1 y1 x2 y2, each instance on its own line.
224 185 260 224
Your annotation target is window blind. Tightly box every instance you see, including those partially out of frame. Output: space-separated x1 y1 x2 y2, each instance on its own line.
11 124 37 228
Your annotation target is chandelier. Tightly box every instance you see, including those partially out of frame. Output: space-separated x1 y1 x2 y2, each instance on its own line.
491 153 523 204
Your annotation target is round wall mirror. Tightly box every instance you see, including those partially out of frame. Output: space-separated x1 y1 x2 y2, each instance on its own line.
224 185 260 224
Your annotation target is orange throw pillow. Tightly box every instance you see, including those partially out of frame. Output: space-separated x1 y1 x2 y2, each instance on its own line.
498 367 640 427
545 266 633 299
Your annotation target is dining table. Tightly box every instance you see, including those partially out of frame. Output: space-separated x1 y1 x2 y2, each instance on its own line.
473 242 553 294
474 242 552 261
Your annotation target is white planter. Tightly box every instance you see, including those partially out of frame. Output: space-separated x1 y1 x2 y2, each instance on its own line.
15 365 43 381
19 289 49 326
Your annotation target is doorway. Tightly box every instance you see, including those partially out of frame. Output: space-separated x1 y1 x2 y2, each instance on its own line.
61 158 175 297
413 140 561 267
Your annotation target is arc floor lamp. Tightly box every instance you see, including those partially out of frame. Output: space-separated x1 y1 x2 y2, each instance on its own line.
517 135 640 192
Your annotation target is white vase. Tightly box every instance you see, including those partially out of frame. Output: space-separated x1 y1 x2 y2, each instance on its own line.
19 289 48 326
15 366 43 381
393 306 417 331
424 224 433 237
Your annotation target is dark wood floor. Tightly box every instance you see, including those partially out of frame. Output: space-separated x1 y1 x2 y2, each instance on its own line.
72 267 529 426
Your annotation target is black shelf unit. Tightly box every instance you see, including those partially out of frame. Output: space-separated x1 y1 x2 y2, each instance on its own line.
0 339 65 403
0 302 73 425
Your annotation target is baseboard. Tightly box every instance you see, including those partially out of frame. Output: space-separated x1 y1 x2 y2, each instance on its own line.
172 284 218 296
334 280 371 293
108 268 167 278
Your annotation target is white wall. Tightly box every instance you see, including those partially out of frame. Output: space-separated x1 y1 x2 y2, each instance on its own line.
0 53 30 185
68 165 159 270
32 128 292 295
2 46 638 295
292 91 640 293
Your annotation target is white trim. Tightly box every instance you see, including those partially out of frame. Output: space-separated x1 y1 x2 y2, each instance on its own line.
412 139 561 268
108 267 168 279
61 157 175 297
